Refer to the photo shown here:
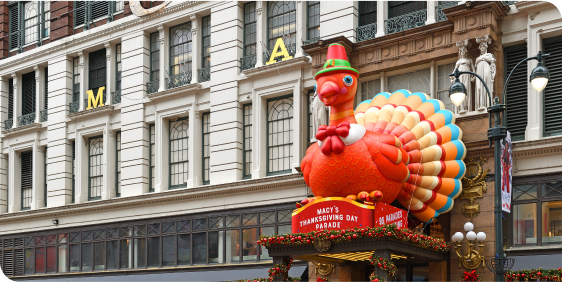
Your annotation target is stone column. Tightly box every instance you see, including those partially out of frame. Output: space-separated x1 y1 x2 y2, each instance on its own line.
0 77 7 213
292 79 302 171
34 66 43 123
208 2 244 184
8 148 19 212
158 25 167 92
105 43 112 105
426 1 437 25
376 1 387 38
47 55 74 207
188 108 202 187
255 1 265 67
320 1 358 42
32 145 46 209
380 71 386 92
102 128 115 200
120 30 150 196
191 14 200 84
430 60 437 99
295 1 306 58
78 52 87 111
11 73 19 129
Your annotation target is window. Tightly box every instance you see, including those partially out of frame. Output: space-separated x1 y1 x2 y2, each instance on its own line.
169 117 189 189
8 78 14 120
116 132 121 197
509 176 562 247
72 141 75 203
505 44 527 141
307 1 320 40
243 2 257 56
359 2 377 27
43 2 50 38
437 63 455 112
88 136 103 201
24 2 38 44
8 1 50 50
243 104 252 179
22 71 36 122
388 69 430 94
360 79 381 103
201 16 211 68
88 49 106 102
73 57 80 102
388 1 426 18
267 96 293 175
202 113 210 185
169 22 192 76
74 1 115 29
149 124 155 193
115 1 124 12
115 44 122 92
149 32 160 82
21 151 33 210
543 36 562 137
267 1 297 51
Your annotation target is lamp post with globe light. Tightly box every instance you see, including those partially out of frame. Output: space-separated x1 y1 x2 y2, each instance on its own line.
449 51 550 281
452 222 487 270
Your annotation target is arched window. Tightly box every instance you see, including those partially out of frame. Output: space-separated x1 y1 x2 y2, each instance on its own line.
267 96 293 175
24 2 39 45
267 1 296 50
169 117 189 189
169 23 193 76
89 136 103 200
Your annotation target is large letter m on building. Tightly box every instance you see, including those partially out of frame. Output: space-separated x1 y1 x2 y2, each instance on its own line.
86 87 105 110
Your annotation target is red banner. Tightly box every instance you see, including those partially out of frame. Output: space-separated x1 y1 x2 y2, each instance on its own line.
374 202 407 229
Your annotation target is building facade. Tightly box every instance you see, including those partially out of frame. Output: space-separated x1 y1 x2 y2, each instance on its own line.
0 1 560 281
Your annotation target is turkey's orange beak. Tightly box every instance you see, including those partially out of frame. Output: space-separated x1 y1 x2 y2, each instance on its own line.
318 80 340 106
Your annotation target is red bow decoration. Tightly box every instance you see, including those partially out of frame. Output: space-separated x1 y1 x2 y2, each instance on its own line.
316 121 351 155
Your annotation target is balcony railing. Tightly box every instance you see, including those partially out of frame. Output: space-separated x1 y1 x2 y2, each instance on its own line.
198 67 211 83
385 9 427 34
40 109 48 122
4 119 13 130
69 101 80 114
436 1 457 22
357 23 377 42
112 90 121 104
240 54 257 71
146 80 160 94
264 43 296 63
18 112 36 126
303 37 320 46
84 92 107 110
166 71 192 90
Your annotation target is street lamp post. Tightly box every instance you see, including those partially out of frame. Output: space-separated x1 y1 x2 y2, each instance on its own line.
448 51 550 282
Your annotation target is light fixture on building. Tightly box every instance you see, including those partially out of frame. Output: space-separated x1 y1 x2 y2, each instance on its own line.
52 219 59 225
449 77 468 107
451 222 486 270
530 51 550 92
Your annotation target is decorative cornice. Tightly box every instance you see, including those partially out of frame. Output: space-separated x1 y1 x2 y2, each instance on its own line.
68 105 115 122
242 57 310 79
0 173 306 225
2 123 42 137
147 83 202 102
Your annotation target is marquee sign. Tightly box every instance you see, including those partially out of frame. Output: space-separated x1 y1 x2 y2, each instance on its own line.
266 38 293 65
291 197 407 233
86 87 105 110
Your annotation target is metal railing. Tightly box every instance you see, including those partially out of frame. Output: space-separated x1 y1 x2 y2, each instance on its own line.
357 23 377 42
198 67 211 82
4 119 13 130
303 37 320 46
112 90 121 104
436 1 457 22
69 101 80 114
83 92 107 110
240 54 257 71
18 112 36 126
166 71 192 90
146 80 160 94
264 43 297 63
385 9 427 34
40 109 48 122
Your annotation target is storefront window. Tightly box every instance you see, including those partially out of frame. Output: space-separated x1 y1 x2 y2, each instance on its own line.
69 244 80 272
163 235 176 266
243 228 258 261
177 234 191 266
148 237 160 267
134 238 146 268
58 245 68 273
209 231 224 263
226 230 240 263
193 233 207 264
106 241 118 269
542 201 562 244
513 203 537 245
46 246 56 273
25 249 34 274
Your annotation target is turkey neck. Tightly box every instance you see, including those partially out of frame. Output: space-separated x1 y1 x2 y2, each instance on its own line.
329 100 357 126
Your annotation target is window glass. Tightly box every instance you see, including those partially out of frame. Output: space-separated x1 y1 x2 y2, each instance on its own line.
148 237 160 267
24 2 39 44
93 242 104 270
162 235 176 267
106 241 118 270
307 1 320 40
413 265 430 281
209 231 224 264
202 112 211 184
193 233 207 265
25 249 34 275
542 182 562 198
260 227 274 260
513 184 537 201
542 201 562 244
133 238 146 268
35 247 45 273
260 211 274 224
150 124 156 192
388 69 431 94
209 217 223 229
437 63 455 112
201 16 211 68
177 234 191 266
58 234 68 244
278 225 291 236
46 246 56 273
150 32 160 81
169 22 192 76
116 132 121 197
267 97 294 174
277 209 292 223
115 44 122 91
226 215 240 227
359 1 377 26
69 244 80 272
226 230 240 263
243 2 257 56
58 245 68 273
360 79 381 102
177 220 190 233
242 228 258 261
21 150 33 210
169 117 189 188
267 1 297 50
513 203 537 246
119 239 131 269
89 136 104 200
243 104 253 178
193 218 207 231
81 243 93 271
243 213 258 226
46 234 56 245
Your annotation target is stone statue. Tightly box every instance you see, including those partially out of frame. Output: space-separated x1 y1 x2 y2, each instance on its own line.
453 39 475 114
474 35 496 110
310 92 328 141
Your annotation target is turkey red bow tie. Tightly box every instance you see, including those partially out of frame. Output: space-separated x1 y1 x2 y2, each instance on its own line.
316 121 351 155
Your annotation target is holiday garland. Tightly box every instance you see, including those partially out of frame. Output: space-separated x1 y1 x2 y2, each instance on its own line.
368 254 397 282
461 270 481 282
504 268 562 281
316 277 330 282
230 257 302 282
256 224 452 252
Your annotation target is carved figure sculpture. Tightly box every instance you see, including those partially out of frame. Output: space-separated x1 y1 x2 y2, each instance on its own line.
300 44 466 223
474 35 496 110
453 39 475 113
129 1 172 17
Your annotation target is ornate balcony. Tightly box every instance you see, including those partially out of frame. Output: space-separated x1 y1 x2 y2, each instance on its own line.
357 23 377 42
240 54 257 71
303 37 320 46
112 90 121 104
4 119 13 130
264 43 296 63
69 101 80 114
146 80 160 94
166 71 192 90
18 112 36 126
436 1 457 22
40 109 48 122
198 67 211 83
385 9 427 34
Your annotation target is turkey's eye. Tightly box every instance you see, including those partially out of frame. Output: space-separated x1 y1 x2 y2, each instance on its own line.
314 84 317 92
343 76 353 86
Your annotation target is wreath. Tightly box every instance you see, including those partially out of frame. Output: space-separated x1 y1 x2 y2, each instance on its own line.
368 254 397 282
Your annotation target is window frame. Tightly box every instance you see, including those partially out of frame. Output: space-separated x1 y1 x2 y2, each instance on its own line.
243 2 257 57
115 132 121 197
115 44 122 92
202 112 210 185
242 104 252 179
267 1 297 51
73 1 116 31
44 147 47 208
169 116 189 190
169 22 193 77
8 1 50 53
72 57 81 102
201 16 211 68
306 1 320 40
72 141 75 203
388 1 427 19
149 124 155 193
266 94 294 176
149 32 160 82
88 48 107 102
88 135 104 201
358 1 377 27
21 150 33 211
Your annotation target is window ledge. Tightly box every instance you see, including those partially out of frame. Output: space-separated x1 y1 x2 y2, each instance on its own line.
512 135 562 152
241 56 310 79
147 83 202 102
2 122 42 137
455 110 488 122
68 105 115 122
506 244 562 255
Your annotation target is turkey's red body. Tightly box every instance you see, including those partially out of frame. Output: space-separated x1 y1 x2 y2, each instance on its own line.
301 130 405 204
